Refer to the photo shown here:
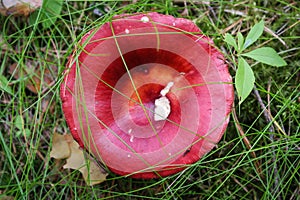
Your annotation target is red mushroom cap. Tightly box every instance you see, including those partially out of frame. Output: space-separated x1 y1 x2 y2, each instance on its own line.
61 12 234 179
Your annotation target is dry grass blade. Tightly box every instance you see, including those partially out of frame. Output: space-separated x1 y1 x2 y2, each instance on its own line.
232 106 263 178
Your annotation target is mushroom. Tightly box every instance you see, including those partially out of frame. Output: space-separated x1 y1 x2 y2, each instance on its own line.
61 12 234 179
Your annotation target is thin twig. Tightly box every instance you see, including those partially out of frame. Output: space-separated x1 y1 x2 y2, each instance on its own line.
253 85 281 200
267 78 286 135
221 18 244 34
264 26 288 48
232 105 263 178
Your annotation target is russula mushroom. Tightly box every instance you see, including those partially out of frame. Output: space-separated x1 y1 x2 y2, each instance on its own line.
61 12 234 179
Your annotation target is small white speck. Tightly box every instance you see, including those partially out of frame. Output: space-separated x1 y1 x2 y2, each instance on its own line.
130 135 134 142
74 128 77 131
172 22 176 26
155 124 162 130
125 28 130 34
128 129 132 134
168 153 172 156
127 154 131 158
141 16 149 23
179 72 186 76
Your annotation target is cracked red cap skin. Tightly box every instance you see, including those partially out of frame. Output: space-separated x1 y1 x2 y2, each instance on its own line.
60 12 234 179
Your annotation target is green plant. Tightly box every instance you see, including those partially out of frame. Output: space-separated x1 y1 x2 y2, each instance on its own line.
29 0 64 29
224 20 287 104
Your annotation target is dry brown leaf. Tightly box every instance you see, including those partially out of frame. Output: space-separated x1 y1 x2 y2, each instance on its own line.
51 135 108 185
0 0 42 16
63 140 85 170
50 133 71 159
79 159 108 186
0 195 15 200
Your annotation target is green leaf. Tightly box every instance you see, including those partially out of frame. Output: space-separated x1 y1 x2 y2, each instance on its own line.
16 130 22 137
235 57 255 104
237 32 244 53
0 75 13 95
224 33 238 51
243 20 264 50
242 47 287 67
41 0 63 29
30 0 63 29
15 115 23 130
24 129 31 137
16 129 31 138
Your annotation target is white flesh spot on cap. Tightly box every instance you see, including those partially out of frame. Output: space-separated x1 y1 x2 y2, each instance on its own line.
154 97 171 121
130 135 134 143
141 16 149 22
160 81 174 96
154 82 174 121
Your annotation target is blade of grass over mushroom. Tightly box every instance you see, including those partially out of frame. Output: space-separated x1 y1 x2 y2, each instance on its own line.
108 21 168 158
74 61 95 153
147 14 161 51
126 113 231 177
79 61 206 140
108 21 154 126
175 81 233 91
64 75 160 176
71 65 165 173
80 69 210 147
60 11 233 179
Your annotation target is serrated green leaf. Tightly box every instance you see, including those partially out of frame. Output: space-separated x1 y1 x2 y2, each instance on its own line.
242 47 287 67
224 33 238 51
243 20 264 50
237 32 244 53
235 57 255 104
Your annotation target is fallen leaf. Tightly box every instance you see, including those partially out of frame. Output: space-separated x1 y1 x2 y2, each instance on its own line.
50 134 108 185
63 140 85 170
0 0 42 16
50 132 71 159
0 195 15 200
79 158 108 186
